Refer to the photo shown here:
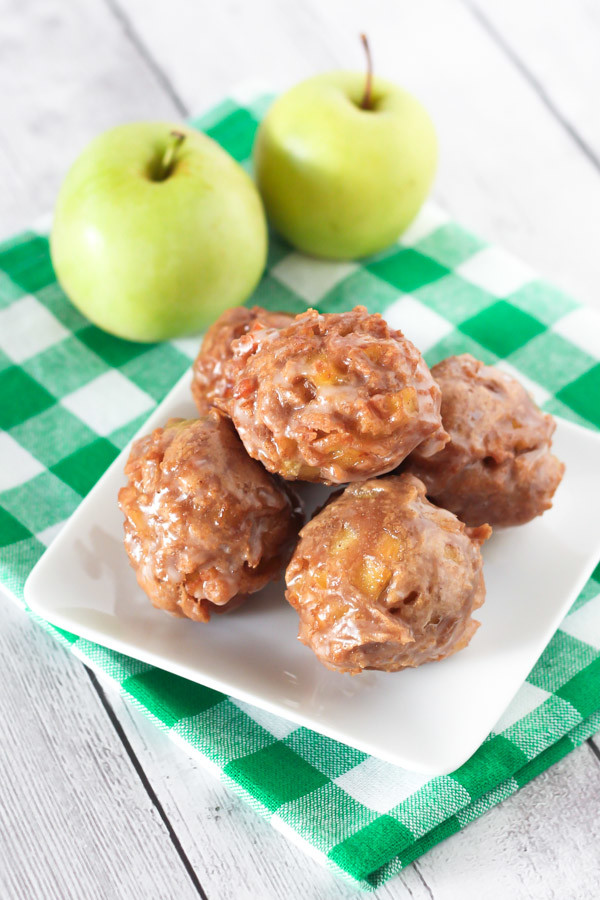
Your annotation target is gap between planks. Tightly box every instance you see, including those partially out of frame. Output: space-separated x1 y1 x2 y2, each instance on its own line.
86 668 210 900
463 0 600 173
102 0 190 117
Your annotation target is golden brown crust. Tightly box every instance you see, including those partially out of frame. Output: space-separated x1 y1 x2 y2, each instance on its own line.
220 306 448 484
403 354 565 527
285 473 489 674
191 306 294 414
119 411 303 622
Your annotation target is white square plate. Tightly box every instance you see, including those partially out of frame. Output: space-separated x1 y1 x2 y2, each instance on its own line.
25 371 600 775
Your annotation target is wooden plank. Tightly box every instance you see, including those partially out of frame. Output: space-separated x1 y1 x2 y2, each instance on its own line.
0 598 200 900
416 743 600 899
470 0 600 166
0 0 181 239
117 0 600 309
102 681 430 899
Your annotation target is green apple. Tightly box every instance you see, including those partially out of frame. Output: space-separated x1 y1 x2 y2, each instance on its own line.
253 72 437 260
51 122 267 342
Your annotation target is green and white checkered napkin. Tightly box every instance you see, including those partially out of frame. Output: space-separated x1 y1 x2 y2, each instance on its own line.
2 90 600 891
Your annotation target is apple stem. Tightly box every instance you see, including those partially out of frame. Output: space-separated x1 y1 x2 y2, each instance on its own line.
360 33 373 110
159 130 186 180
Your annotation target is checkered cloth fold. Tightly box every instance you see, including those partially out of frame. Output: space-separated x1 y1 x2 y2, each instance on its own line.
1 90 600 891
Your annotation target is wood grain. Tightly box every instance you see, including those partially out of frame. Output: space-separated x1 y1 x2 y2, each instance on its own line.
0 601 199 900
0 0 179 238
471 0 600 167
417 743 600 900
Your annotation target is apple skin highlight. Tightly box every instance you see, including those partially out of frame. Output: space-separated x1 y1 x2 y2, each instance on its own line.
51 122 268 342
253 72 438 260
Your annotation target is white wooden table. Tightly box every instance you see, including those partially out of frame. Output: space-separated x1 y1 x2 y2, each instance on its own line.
2 1 600 897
